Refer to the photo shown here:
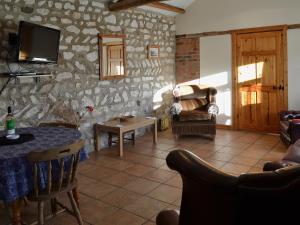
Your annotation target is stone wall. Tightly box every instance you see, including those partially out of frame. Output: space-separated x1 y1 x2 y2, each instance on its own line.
175 37 199 84
0 0 176 151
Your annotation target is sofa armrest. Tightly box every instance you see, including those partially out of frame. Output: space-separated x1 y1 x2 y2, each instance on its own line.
166 150 237 188
280 110 300 120
156 210 179 225
263 161 290 172
290 122 300 144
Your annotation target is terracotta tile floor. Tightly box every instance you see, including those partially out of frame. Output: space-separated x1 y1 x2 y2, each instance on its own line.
0 129 287 225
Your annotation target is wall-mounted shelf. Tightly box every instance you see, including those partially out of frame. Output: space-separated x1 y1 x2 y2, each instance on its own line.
0 72 54 78
0 72 54 96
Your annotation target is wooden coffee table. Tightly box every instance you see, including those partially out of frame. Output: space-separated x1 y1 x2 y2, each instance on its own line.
94 117 157 157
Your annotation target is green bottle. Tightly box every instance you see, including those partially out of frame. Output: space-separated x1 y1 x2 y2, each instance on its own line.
5 106 16 135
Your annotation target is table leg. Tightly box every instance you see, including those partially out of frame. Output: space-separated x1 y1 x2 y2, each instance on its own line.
119 131 124 157
8 199 22 225
108 133 113 147
72 188 80 208
94 125 100 151
131 131 135 145
153 120 158 144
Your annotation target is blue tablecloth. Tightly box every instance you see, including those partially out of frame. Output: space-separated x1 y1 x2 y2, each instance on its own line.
0 127 88 203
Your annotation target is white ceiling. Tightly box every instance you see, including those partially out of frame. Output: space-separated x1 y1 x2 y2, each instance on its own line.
139 0 195 16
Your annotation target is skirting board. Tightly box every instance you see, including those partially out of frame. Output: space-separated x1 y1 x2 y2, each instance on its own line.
216 124 233 130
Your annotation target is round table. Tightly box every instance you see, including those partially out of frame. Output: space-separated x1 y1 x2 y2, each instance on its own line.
0 126 88 225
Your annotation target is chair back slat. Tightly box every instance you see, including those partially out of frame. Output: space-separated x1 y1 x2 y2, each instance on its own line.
58 158 65 192
46 161 52 195
72 152 80 183
27 139 85 197
33 163 39 198
66 155 75 186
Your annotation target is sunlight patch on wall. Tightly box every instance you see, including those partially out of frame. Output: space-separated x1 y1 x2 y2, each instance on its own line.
200 72 232 125
200 72 228 87
153 84 173 110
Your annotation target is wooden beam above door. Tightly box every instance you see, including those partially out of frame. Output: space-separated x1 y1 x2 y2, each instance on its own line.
108 0 162 11
147 2 185 14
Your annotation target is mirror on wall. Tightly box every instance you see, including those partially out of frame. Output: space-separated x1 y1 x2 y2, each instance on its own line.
98 34 126 80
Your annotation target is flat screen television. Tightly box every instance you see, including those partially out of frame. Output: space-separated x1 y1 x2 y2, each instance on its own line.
17 21 60 64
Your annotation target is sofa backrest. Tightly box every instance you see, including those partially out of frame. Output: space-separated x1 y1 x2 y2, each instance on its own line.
166 149 300 225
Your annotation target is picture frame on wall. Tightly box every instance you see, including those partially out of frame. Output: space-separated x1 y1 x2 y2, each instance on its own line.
148 45 160 59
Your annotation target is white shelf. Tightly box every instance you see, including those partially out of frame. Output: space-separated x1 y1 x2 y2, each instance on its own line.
0 72 54 78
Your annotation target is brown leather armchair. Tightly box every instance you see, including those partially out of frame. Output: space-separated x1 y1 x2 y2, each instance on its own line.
171 85 218 139
279 110 300 146
157 150 300 225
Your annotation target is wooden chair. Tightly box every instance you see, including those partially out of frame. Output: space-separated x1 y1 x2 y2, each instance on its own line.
38 121 78 129
27 139 85 225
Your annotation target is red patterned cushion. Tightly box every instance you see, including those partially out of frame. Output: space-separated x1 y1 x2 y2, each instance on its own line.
179 110 211 122
292 119 300 124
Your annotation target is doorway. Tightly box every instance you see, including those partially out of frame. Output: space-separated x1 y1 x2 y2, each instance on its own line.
232 26 288 133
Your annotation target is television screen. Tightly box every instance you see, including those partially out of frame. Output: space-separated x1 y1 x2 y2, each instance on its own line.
17 21 60 63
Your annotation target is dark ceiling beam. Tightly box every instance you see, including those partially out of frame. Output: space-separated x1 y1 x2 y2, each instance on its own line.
108 0 162 11
147 2 185 14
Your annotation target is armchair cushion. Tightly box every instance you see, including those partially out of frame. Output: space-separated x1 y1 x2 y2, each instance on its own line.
180 98 208 111
179 110 212 122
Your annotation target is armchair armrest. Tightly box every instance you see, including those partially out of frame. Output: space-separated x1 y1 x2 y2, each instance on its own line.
156 210 179 225
263 161 290 172
166 150 237 189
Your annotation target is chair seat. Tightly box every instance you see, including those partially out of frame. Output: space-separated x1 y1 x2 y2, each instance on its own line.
179 110 211 122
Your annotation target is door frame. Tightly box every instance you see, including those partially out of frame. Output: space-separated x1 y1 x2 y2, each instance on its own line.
231 25 288 130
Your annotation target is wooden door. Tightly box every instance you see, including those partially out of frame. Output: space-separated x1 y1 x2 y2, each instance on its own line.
234 28 287 132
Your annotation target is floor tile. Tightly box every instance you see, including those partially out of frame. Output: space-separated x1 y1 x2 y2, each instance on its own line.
96 209 145 225
79 180 117 199
79 166 119 181
220 163 251 175
164 174 182 189
142 169 175 183
208 152 236 162
104 172 138 187
124 196 168 219
124 178 160 195
147 184 182 204
101 189 142 208
230 155 260 166
79 195 118 224
125 164 156 177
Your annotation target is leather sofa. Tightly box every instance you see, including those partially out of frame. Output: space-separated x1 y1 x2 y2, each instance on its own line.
171 85 218 139
279 110 300 146
157 150 300 225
